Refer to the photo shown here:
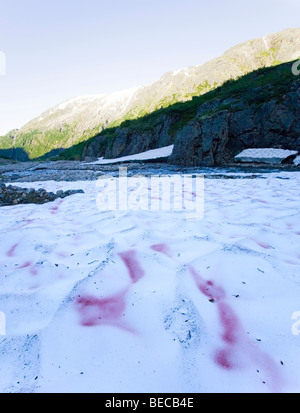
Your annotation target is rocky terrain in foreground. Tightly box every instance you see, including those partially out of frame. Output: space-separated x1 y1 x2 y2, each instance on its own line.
0 182 84 207
0 159 298 181
0 158 298 207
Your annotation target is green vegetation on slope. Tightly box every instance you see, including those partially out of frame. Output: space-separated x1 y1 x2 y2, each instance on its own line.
58 59 299 160
1 123 105 160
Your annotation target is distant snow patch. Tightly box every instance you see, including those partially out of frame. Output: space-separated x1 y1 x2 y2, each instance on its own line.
171 69 182 76
90 145 174 164
263 36 269 51
235 148 298 164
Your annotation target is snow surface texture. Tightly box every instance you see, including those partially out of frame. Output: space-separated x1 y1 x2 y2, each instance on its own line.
234 148 298 164
1 171 300 393
91 145 174 164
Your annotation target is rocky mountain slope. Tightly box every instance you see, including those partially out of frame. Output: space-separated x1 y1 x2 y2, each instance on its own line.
82 60 300 166
0 88 140 160
122 28 300 118
1 28 300 161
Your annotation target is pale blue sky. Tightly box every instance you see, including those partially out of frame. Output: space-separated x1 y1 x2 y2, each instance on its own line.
0 0 300 133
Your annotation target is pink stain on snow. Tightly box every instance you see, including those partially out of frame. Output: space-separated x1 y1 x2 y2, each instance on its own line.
218 301 241 345
189 265 225 301
189 265 284 390
6 243 19 257
256 241 271 249
17 219 34 229
50 199 64 215
250 238 271 249
29 284 40 290
74 289 134 332
183 190 196 198
284 258 299 265
214 348 235 370
150 243 172 258
18 261 38 275
29 265 38 276
118 250 145 283
19 261 32 269
56 251 69 258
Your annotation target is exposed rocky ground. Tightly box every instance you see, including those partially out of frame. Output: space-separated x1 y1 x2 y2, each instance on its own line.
0 159 298 183
169 78 300 166
0 156 298 207
0 181 84 207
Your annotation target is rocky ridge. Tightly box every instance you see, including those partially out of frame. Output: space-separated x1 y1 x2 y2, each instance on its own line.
83 60 300 166
1 28 300 161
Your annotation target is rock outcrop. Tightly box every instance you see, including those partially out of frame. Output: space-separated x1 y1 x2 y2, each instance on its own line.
82 115 177 160
1 28 300 161
83 60 300 167
0 183 84 207
169 83 300 166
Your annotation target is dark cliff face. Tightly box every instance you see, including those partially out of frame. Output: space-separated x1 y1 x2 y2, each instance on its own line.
82 115 177 161
82 62 300 166
169 82 300 166
2 29 300 162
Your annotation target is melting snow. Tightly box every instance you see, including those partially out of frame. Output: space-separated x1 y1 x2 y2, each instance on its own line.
235 148 298 164
0 170 300 392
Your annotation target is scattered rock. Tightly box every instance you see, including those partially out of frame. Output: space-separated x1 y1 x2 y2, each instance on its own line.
0 185 84 207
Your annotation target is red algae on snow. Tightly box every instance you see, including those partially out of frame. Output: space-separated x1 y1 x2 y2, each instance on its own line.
150 243 172 258
50 199 64 215
189 265 284 391
16 219 34 229
18 261 32 269
118 250 145 283
29 265 38 276
252 239 271 249
214 348 235 370
189 265 225 302
217 301 241 345
74 290 128 327
74 250 146 332
6 242 19 257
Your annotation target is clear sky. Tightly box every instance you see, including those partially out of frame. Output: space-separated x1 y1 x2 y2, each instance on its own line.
0 0 300 134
